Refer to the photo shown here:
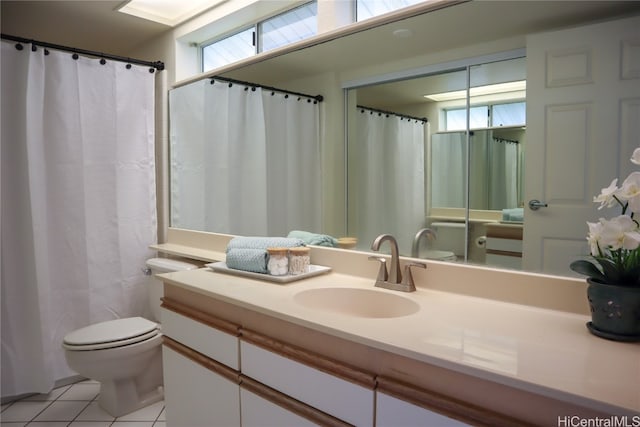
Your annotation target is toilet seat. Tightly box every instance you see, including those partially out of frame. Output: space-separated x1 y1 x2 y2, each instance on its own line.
63 317 160 351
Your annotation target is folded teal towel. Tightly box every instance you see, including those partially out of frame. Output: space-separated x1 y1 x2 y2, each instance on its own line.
502 208 524 222
287 230 338 248
226 236 304 251
226 248 269 274
225 237 305 274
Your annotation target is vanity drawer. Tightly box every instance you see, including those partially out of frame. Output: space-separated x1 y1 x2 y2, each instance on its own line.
240 335 375 426
160 304 240 370
240 376 350 427
485 237 522 253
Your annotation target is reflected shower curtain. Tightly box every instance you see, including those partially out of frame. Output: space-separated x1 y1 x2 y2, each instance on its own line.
204 82 269 235
431 132 519 210
431 132 466 208
1 41 157 397
351 110 425 254
170 81 321 236
262 92 322 235
489 138 519 209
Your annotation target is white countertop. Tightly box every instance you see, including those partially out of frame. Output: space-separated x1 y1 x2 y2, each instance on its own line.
159 267 640 415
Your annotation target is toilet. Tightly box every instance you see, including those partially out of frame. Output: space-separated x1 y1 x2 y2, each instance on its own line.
427 222 466 261
62 257 197 417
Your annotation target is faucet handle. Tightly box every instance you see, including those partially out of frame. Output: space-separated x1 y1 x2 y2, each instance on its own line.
400 262 427 292
368 256 388 283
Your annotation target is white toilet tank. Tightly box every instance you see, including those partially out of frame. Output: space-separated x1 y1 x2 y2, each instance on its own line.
430 222 466 257
145 258 198 322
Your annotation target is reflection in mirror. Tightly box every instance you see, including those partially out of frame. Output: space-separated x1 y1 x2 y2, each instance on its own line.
432 129 523 211
169 78 323 237
347 67 465 257
347 57 526 268
347 106 427 255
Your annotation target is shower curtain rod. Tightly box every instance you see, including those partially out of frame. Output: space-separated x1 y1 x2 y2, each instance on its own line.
1 33 165 71
493 136 519 144
210 76 323 103
357 105 427 123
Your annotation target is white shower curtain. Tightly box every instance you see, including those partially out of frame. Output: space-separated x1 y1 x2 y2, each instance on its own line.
431 132 520 210
170 81 321 236
489 137 519 209
351 109 425 254
1 41 158 397
431 132 466 208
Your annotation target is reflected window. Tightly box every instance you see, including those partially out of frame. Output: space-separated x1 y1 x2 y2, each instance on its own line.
445 102 525 130
492 101 526 127
356 0 424 21
259 2 317 52
445 106 489 131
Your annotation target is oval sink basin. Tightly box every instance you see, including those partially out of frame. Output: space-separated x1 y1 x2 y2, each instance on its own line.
293 287 420 319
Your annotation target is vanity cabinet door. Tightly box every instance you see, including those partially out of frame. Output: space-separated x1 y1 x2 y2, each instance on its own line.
241 388 318 427
241 335 376 426
376 392 470 427
163 345 241 427
160 304 240 369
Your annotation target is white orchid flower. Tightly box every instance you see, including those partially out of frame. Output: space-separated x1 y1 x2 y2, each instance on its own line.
619 171 640 214
593 178 619 209
596 215 640 251
624 229 640 251
631 147 640 166
586 221 603 256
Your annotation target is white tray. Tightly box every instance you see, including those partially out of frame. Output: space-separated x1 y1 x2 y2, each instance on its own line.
205 261 331 283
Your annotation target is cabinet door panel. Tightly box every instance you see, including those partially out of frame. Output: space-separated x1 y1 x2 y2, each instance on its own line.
241 341 374 426
163 346 240 427
161 307 239 369
241 388 318 427
376 392 470 427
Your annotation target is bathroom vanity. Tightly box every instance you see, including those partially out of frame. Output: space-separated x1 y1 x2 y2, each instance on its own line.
484 223 523 270
152 230 639 427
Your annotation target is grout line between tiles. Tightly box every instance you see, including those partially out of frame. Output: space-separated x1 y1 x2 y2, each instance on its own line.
65 400 93 426
21 399 56 425
3 380 165 426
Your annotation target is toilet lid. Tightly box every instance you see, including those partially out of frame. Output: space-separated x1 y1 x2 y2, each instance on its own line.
63 317 159 350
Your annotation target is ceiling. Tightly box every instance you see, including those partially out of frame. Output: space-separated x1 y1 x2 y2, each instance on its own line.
0 1 170 58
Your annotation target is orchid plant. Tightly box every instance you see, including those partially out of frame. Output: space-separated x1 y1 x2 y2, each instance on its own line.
570 147 640 287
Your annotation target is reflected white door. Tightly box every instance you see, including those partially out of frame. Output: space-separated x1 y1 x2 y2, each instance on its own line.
523 15 640 276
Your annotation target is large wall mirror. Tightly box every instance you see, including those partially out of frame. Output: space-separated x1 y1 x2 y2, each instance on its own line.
168 1 640 279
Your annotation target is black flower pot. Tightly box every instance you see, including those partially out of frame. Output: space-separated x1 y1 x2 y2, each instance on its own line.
586 278 640 341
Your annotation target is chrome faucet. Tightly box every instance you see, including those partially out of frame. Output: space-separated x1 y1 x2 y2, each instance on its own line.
411 228 437 258
371 234 402 284
369 234 426 292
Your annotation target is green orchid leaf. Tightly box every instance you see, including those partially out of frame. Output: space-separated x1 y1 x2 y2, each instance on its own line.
597 258 623 283
569 260 605 281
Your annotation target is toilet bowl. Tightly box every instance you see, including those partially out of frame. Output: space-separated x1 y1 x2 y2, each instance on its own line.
429 222 466 260
62 258 197 417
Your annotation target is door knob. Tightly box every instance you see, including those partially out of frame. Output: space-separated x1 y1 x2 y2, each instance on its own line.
528 199 548 210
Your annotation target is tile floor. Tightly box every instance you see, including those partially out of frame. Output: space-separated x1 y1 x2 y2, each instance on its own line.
0 380 165 427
